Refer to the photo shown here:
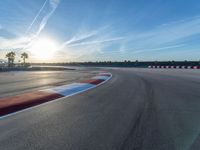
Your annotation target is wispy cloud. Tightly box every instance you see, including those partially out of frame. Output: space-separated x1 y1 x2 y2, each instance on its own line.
53 16 200 61
129 44 186 54
23 0 61 50
64 37 124 48
56 25 125 61
1 2 200 62
0 37 31 50
35 0 60 36
59 25 110 49
123 16 200 52
0 0 61 61
25 0 49 35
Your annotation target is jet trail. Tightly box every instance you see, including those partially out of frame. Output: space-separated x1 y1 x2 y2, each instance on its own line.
25 0 49 35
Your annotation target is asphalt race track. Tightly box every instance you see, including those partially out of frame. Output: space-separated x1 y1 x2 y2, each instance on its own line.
0 68 200 150
0 70 93 98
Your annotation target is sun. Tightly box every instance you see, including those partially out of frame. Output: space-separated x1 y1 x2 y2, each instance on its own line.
29 37 58 60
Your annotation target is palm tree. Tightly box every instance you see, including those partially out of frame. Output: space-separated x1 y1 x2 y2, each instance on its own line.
21 52 28 65
5 51 16 67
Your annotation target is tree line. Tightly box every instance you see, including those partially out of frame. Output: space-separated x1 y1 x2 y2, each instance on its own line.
5 52 29 67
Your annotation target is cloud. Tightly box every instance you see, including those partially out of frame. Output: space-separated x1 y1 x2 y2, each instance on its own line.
0 0 61 56
62 16 200 61
59 25 124 49
35 0 60 36
59 30 101 50
0 37 31 50
21 0 61 51
25 0 60 37
129 44 186 54
66 37 124 48
1 3 200 62
55 25 125 61
25 0 49 35
124 16 200 51
59 25 110 49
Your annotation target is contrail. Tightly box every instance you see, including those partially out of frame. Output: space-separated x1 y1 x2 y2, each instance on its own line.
59 25 111 50
22 0 60 51
67 37 124 47
35 0 60 36
59 31 101 50
25 0 49 35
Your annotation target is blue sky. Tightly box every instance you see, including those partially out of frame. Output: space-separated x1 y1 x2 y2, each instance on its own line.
0 0 200 62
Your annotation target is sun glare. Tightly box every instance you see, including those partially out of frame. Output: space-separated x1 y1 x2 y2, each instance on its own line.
29 38 58 60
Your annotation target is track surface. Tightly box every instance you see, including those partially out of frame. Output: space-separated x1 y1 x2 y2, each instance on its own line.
0 70 93 98
1 68 200 150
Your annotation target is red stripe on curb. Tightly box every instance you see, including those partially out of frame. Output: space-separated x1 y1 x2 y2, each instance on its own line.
80 79 105 85
0 91 63 117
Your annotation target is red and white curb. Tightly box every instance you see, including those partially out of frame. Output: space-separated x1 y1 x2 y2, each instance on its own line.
0 72 112 118
148 66 200 69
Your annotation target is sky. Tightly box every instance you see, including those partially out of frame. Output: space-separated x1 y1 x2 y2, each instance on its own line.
0 0 200 62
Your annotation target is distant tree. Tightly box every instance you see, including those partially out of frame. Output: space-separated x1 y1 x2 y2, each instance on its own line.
21 52 28 65
134 60 139 66
5 51 16 67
